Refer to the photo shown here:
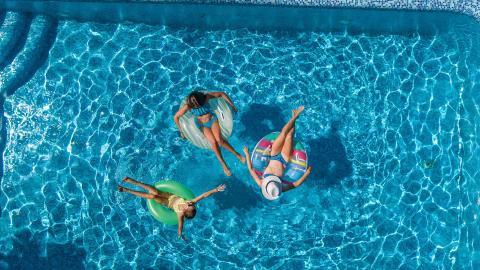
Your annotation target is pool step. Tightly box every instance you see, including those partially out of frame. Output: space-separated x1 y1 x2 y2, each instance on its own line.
0 14 58 97
0 12 33 71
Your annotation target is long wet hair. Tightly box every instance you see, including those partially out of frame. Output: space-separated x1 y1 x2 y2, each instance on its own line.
186 91 207 108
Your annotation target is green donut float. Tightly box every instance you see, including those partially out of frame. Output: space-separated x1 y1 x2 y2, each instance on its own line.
146 180 195 225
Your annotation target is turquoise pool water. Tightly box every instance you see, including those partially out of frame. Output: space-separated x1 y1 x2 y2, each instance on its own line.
0 12 479 269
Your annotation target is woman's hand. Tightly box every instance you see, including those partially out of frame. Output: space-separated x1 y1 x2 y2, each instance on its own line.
290 166 313 189
215 184 226 192
243 146 253 169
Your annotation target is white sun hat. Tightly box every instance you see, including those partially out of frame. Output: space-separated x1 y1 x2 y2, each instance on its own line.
261 175 282 200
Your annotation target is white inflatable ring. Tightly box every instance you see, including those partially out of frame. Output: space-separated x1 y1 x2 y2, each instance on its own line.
179 98 233 149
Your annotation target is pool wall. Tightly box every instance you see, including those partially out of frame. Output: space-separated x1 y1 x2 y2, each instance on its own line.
0 0 478 33
1 0 479 21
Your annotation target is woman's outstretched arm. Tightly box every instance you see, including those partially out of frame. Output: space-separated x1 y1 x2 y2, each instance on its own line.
177 214 185 239
190 184 226 204
173 104 190 137
243 146 262 187
208 92 238 112
284 167 312 192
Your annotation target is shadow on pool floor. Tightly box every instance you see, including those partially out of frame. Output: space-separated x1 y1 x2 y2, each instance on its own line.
0 230 86 270
214 175 261 212
306 121 353 188
240 103 284 142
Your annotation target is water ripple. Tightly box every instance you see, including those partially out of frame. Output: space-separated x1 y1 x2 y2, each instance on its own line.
0 19 479 269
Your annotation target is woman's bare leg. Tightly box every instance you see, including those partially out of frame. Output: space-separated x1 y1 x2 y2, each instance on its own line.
118 186 155 199
123 176 160 196
203 127 232 176
211 121 245 163
281 128 295 162
122 177 172 202
118 186 169 205
271 106 304 156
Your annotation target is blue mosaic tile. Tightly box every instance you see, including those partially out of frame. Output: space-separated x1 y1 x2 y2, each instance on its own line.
129 0 480 21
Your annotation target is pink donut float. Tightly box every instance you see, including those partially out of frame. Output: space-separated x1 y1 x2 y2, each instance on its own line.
251 132 308 183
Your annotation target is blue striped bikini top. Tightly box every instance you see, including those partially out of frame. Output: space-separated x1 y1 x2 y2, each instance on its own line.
190 105 213 116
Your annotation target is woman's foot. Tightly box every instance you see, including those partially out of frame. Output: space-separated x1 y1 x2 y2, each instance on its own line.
117 186 125 192
235 153 246 164
223 165 232 177
292 106 304 119
123 176 132 183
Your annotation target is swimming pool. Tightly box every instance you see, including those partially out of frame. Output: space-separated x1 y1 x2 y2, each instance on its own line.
0 3 479 269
